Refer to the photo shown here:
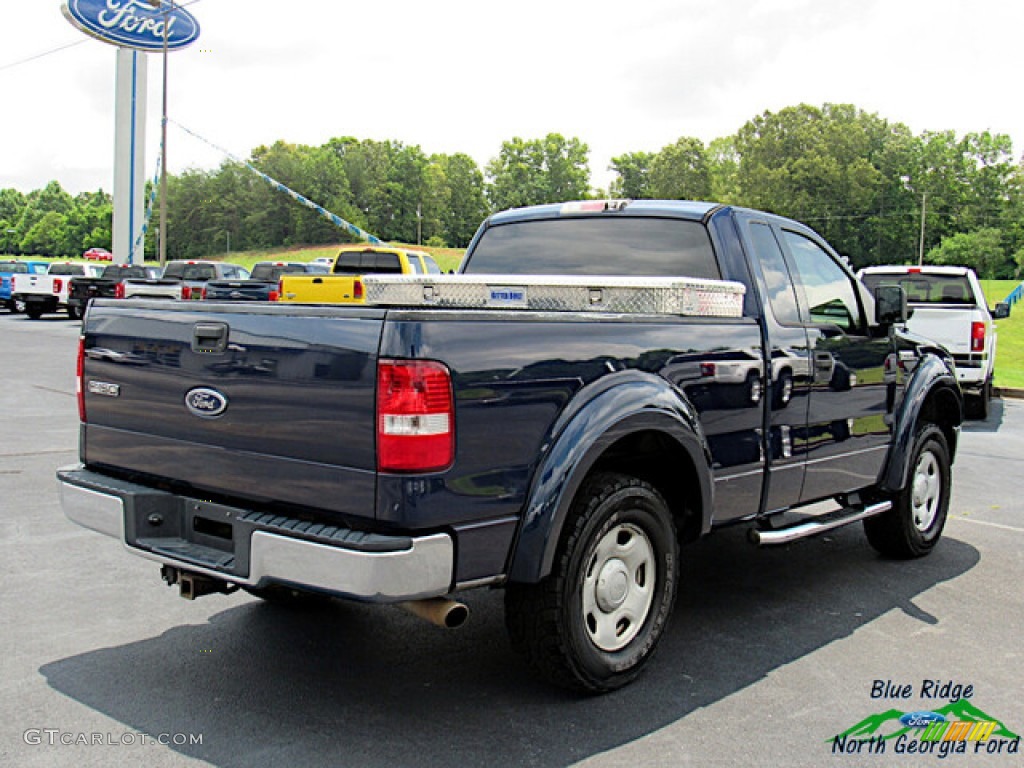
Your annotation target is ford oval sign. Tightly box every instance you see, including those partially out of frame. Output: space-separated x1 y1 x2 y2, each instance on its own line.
899 711 947 729
62 0 200 53
185 387 228 419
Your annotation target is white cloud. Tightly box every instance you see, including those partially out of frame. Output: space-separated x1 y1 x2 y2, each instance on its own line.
1 0 1021 196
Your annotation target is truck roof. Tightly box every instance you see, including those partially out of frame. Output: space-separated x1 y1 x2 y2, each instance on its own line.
488 199 721 225
860 265 973 277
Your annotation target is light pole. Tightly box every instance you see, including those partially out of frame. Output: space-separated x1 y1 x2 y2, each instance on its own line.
901 176 927 266
149 0 172 267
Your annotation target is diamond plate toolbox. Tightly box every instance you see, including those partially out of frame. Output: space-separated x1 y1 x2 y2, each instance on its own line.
363 274 746 318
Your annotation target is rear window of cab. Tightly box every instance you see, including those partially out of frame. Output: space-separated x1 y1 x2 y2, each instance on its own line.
465 217 720 279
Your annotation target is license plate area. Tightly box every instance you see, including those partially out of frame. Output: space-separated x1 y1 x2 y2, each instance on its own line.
129 497 251 576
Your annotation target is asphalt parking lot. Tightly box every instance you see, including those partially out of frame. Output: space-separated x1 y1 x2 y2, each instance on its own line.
1 311 1022 768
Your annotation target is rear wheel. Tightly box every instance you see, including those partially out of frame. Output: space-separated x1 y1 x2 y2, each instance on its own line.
966 378 991 420
24 304 42 320
505 472 679 693
864 423 950 558
67 304 83 321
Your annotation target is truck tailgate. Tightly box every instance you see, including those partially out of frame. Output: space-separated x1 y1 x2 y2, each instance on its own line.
81 301 385 520
906 306 976 355
279 274 363 303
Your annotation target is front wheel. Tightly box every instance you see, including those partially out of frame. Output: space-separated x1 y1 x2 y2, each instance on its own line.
505 472 679 693
864 423 950 558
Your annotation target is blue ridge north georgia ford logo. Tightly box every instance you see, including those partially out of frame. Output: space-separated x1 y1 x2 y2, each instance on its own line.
185 388 228 419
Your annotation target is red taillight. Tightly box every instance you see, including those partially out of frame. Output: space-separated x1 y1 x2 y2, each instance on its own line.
377 359 454 473
201 287 207 300
114 282 125 299
182 285 191 300
971 321 986 352
268 290 280 302
77 336 86 422
53 278 63 294
354 279 364 300
700 362 716 377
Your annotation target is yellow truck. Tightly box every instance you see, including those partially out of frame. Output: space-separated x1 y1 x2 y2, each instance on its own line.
278 245 442 303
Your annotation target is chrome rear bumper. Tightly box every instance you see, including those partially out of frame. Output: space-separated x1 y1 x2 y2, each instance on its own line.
58 465 454 602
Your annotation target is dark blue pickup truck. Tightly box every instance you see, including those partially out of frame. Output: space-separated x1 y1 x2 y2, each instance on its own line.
203 260 328 301
59 200 962 692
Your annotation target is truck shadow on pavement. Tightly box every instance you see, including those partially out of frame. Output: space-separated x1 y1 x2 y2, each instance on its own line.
41 526 980 768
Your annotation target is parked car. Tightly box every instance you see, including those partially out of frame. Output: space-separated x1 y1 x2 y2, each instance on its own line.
858 265 1009 418
68 263 161 319
278 245 441 303
0 259 49 313
62 200 961 693
12 262 105 319
120 260 249 300
204 261 328 302
83 247 114 261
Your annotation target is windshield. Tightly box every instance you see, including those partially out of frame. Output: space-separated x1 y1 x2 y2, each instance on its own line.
48 264 87 276
163 263 216 281
250 264 309 281
861 272 976 306
0 261 28 273
100 265 151 279
332 251 403 275
465 217 721 279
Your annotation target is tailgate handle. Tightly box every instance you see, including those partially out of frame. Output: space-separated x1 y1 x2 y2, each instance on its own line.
312 278 323 284
192 322 229 354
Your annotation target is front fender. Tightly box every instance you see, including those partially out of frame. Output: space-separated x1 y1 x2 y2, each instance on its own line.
507 371 712 583
880 353 962 492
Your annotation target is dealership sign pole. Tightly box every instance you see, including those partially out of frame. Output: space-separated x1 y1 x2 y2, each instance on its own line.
61 1 200 265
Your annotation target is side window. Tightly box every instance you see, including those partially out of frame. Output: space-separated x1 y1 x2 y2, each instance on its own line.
783 231 862 332
407 255 424 274
423 255 442 274
748 222 801 325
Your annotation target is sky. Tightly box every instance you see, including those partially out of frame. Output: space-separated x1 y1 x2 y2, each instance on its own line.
2 0 1022 198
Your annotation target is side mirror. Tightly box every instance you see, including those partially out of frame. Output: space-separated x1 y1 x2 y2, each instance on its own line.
874 284 908 326
993 302 1010 319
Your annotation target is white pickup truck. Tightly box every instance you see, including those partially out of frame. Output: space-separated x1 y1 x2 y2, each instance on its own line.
12 262 105 319
859 265 1010 419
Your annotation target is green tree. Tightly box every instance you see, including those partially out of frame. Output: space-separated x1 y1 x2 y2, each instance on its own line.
20 210 68 256
927 228 1010 278
434 153 488 247
486 134 590 210
649 137 711 200
609 151 654 199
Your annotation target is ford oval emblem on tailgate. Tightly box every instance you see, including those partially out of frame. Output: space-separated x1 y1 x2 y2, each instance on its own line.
185 387 228 418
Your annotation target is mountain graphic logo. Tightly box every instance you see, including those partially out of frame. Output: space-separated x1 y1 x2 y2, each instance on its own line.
833 699 1020 742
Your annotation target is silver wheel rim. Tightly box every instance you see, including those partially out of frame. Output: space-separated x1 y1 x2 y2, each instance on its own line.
749 378 762 403
911 449 941 531
582 522 655 652
780 376 793 403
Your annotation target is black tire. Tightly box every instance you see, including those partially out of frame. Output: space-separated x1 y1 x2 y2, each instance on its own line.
505 472 679 693
24 304 43 320
67 304 82 321
864 423 950 559
966 379 991 421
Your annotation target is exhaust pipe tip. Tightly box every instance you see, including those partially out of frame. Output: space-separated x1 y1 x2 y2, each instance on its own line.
398 597 469 629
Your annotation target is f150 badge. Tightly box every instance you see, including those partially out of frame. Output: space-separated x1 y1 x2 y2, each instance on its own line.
185 387 228 418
